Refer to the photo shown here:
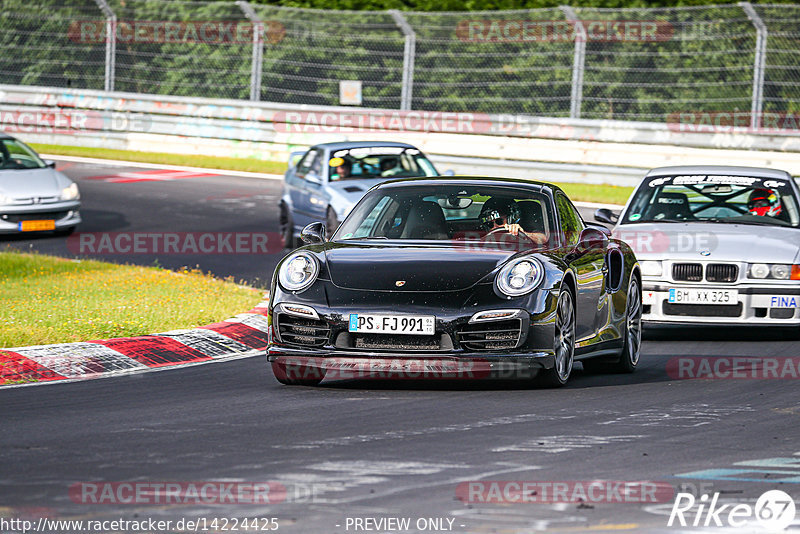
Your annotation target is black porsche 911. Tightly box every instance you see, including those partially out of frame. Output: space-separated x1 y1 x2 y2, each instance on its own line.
267 176 641 387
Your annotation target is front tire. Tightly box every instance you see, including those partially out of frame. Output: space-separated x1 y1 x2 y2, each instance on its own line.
271 360 326 386
613 276 642 373
583 276 642 374
279 203 295 249
539 289 575 387
326 207 339 238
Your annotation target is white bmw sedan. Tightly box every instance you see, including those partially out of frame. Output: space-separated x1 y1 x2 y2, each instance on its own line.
596 165 800 326
0 134 81 235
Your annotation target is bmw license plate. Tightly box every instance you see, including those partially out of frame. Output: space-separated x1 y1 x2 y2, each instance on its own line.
668 288 738 305
348 314 435 335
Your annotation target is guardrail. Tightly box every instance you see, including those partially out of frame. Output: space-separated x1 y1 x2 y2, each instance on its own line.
3 84 800 186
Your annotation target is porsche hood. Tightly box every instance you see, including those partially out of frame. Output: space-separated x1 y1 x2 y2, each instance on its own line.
323 243 515 291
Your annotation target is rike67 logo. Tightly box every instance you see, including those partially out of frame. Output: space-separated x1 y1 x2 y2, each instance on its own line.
668 490 796 530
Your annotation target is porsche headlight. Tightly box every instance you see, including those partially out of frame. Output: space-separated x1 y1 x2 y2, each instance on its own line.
497 257 544 297
61 183 80 201
278 252 318 292
640 260 663 277
747 263 800 280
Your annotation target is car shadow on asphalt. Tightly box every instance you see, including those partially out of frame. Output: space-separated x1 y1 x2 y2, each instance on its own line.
0 209 129 244
644 326 800 342
312 362 674 391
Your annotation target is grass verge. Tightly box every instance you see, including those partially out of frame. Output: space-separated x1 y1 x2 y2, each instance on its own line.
0 251 262 348
33 143 632 205
30 143 288 175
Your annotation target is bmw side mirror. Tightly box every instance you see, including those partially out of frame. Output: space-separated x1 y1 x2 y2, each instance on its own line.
301 222 326 244
305 171 322 185
443 169 455 177
576 227 608 254
44 160 56 168
594 208 619 225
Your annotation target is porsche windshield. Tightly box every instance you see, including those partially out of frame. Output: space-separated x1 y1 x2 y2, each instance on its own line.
333 185 554 243
622 174 800 228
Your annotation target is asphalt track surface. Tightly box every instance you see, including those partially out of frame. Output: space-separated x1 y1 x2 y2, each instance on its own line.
2 159 800 532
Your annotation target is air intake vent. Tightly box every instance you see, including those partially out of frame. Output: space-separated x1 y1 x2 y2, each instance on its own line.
353 334 440 351
457 319 522 351
276 314 330 347
706 264 738 283
673 263 703 282
662 302 743 318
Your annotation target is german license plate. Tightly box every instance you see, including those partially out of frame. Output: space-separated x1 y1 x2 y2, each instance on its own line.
348 314 435 335
19 220 56 232
668 288 738 305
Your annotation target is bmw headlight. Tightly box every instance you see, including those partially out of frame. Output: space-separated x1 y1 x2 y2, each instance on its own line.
497 257 544 297
278 252 319 292
640 260 663 277
61 183 80 201
748 263 800 280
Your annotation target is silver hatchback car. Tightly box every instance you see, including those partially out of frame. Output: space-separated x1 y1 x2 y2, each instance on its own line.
278 141 443 248
0 133 81 235
597 165 800 326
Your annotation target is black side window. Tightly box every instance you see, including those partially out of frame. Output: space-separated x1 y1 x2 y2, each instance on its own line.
297 149 319 176
556 193 585 246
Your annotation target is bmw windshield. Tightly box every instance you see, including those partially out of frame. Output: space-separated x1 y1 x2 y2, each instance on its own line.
621 174 800 228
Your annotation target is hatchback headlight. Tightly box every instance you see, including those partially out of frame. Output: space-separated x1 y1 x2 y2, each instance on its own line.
496 257 544 297
748 263 800 280
61 183 80 201
278 252 319 292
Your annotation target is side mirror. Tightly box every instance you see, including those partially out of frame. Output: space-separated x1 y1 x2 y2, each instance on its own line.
576 227 608 254
594 208 619 225
443 169 455 177
585 221 612 236
300 222 326 244
44 160 56 168
305 171 322 185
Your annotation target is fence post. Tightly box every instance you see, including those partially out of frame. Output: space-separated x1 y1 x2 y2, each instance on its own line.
739 2 767 129
237 0 264 102
92 0 116 92
559 6 585 120
389 10 415 111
